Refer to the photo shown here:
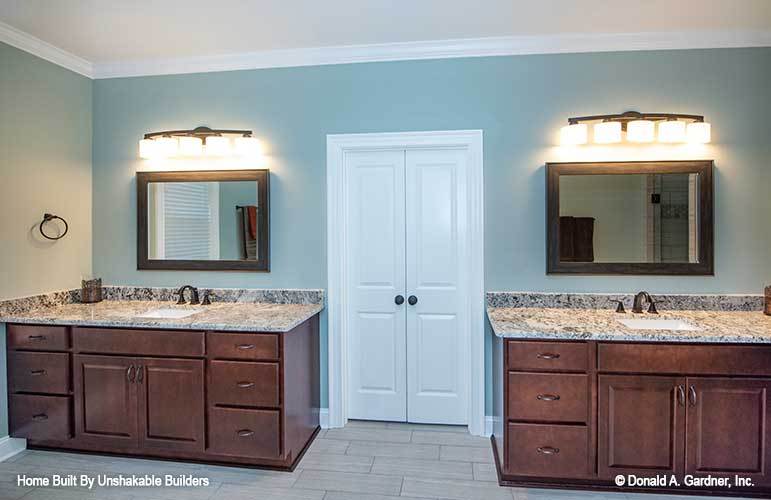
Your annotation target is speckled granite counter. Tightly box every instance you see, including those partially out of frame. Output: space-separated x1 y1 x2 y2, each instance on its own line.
487 292 771 343
0 286 324 333
0 300 323 333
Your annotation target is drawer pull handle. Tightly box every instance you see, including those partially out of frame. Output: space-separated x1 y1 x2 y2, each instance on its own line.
237 381 255 389
237 344 256 350
28 335 47 341
30 369 46 376
32 413 48 421
537 446 560 455
237 429 254 437
136 365 144 384
677 385 686 407
536 394 561 401
536 353 560 360
688 386 697 407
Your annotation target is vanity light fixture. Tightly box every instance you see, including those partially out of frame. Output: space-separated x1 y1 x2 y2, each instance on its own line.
138 126 262 159
560 111 711 146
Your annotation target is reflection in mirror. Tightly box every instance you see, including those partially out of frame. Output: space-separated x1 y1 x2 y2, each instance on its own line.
559 173 699 264
147 181 260 261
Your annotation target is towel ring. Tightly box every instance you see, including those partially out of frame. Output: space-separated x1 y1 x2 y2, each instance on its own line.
39 213 68 240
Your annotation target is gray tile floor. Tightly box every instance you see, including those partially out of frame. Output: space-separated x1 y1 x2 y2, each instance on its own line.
0 421 752 500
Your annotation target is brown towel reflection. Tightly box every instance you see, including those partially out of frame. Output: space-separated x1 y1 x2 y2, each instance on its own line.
246 205 257 239
560 216 595 262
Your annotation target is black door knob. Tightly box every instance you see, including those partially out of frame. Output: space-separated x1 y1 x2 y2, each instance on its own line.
395 295 405 305
408 295 418 306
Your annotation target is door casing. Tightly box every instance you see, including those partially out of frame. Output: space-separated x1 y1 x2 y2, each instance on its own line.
326 130 485 435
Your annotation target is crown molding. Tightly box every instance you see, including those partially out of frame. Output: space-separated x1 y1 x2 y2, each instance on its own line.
0 21 93 78
2 19 769 80
91 29 771 79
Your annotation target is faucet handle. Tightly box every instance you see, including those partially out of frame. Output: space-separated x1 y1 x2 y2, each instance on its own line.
176 295 187 305
615 301 626 314
648 300 658 314
201 291 211 305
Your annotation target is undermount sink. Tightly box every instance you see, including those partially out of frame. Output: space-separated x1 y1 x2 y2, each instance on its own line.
618 318 701 331
136 308 204 319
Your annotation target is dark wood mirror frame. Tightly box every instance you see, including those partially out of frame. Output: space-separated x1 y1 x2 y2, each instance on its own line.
137 169 270 271
547 160 714 275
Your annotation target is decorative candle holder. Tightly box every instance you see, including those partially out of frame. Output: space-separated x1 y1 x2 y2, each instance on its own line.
82 278 103 304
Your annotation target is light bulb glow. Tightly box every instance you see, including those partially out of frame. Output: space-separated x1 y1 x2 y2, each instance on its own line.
178 136 203 156
154 137 178 157
687 122 711 143
658 120 687 143
627 120 655 142
593 122 622 144
139 139 157 159
234 136 263 157
205 136 231 156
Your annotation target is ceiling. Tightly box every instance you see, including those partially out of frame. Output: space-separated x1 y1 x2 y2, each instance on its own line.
1 0 769 77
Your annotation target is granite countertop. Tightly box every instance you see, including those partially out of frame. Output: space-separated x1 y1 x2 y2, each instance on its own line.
0 300 323 333
488 306 771 343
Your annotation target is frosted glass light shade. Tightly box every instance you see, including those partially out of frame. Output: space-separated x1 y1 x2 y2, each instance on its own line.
687 122 711 143
139 139 157 159
560 124 588 145
627 120 655 142
593 121 621 143
178 136 203 156
658 120 687 143
234 136 263 157
206 136 231 156
154 137 178 157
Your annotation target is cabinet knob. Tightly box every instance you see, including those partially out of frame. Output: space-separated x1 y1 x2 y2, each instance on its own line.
237 429 254 437
237 381 255 389
408 295 418 306
537 446 560 455
536 394 561 401
395 295 405 305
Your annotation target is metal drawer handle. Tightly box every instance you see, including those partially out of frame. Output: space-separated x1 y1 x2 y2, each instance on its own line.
536 353 560 360
677 385 686 407
126 365 135 382
30 369 46 376
536 394 561 401
237 429 254 437
237 344 255 350
28 335 47 341
237 381 255 389
136 365 144 384
32 413 48 421
688 386 697 407
537 446 560 455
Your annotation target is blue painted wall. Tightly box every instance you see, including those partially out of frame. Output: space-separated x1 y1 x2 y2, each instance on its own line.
0 42 92 435
88 47 771 412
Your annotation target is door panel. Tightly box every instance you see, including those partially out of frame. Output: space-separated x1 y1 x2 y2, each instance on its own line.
73 355 138 449
138 358 205 452
406 148 469 424
346 150 407 421
599 375 684 479
685 377 771 486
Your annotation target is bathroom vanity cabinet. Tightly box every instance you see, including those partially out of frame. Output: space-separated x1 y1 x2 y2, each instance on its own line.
6 316 320 469
492 338 771 496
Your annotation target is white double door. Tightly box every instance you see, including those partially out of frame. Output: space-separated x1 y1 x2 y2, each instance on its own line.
346 148 469 424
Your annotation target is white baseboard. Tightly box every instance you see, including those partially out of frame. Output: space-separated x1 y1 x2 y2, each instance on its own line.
484 416 494 437
319 408 329 429
0 437 26 462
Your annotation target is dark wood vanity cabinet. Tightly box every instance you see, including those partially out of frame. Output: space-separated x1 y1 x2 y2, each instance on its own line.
7 316 320 470
493 338 771 496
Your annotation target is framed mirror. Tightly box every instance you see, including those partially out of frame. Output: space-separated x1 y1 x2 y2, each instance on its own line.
547 160 713 275
137 170 269 271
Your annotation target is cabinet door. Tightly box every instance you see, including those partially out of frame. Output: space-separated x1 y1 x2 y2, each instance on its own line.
599 375 685 479
137 358 205 452
73 355 138 449
685 377 771 487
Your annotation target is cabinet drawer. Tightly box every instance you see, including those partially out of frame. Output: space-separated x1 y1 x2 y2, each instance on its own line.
8 352 70 395
598 343 771 376
72 327 204 357
508 373 588 423
10 394 71 441
507 341 589 373
207 332 279 361
506 423 589 478
7 325 69 351
208 407 281 458
209 361 280 408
